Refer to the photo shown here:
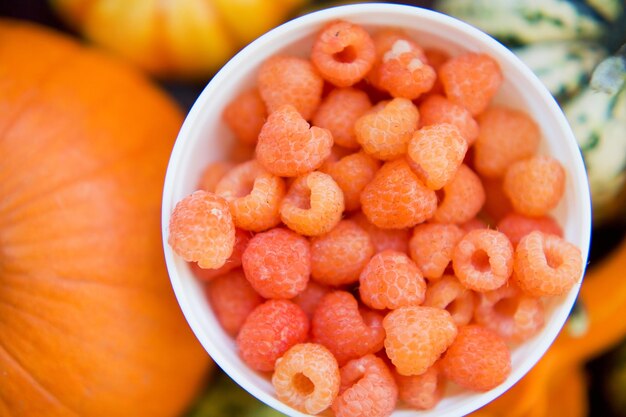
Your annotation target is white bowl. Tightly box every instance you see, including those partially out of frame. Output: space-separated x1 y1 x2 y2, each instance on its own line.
162 3 591 416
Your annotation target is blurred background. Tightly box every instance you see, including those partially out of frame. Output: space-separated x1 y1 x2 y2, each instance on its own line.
1 0 625 416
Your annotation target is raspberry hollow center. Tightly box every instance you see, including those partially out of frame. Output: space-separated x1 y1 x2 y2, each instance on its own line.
334 45 357 63
471 249 490 273
293 372 315 395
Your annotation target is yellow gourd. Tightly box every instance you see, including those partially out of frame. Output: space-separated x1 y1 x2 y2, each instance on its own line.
50 0 307 79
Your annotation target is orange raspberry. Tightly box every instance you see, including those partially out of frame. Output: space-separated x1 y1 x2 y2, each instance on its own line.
168 191 235 269
351 211 411 253
440 325 511 391
371 29 425 61
514 231 582 297
258 55 323 120
474 106 541 178
439 52 502 116
236 299 309 372
197 161 235 193
311 220 375 286
222 88 266 145
394 363 444 410
503 156 566 217
311 20 376 87
242 228 310 299
361 159 437 229
272 343 340 415
256 105 333 177
370 34 436 99
355 98 420 160
481 176 514 223
407 123 468 190
292 281 331 320
497 213 563 247
313 87 372 149
312 291 386 365
359 250 427 310
215 160 285 232
383 306 457 376
280 171 345 236
423 275 475 326
423 48 450 95
206 268 264 337
409 223 464 280
452 229 514 292
327 151 381 211
474 282 544 342
418 94 479 145
190 228 252 281
332 354 398 417
432 164 485 224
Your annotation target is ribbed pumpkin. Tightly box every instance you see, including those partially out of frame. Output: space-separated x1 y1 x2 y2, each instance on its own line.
49 0 307 79
0 20 209 416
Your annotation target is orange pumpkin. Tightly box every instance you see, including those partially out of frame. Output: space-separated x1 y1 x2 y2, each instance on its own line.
0 19 209 416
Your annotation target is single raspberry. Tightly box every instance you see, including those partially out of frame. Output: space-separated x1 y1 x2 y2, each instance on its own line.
497 213 563 247
514 231 582 297
432 164 485 224
474 106 541 178
280 171 345 236
215 160 285 232
383 306 457 376
236 299 309 372
191 228 252 281
311 20 376 87
292 280 332 320
272 343 340 415
352 211 410 253
311 220 375 286
481 176 514 223
327 151 381 211
256 104 333 177
313 87 372 149
168 191 235 269
370 35 436 99
361 159 437 229
474 282 544 342
332 354 398 417
440 325 511 391
503 155 566 217
409 223 464 280
423 48 450 95
407 123 468 190
355 98 420 160
258 55 323 120
418 94 479 145
452 229 514 292
197 161 235 193
206 268 264 336
439 52 502 116
359 250 427 310
222 88 266 145
394 363 444 410
312 291 386 365
242 228 310 299
423 275 475 326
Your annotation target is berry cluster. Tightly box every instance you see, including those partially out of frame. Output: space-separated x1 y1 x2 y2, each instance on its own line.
168 19 583 417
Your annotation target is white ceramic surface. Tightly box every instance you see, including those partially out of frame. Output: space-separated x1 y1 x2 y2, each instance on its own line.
162 4 592 416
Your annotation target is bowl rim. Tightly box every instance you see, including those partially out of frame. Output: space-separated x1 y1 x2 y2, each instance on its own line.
162 3 592 416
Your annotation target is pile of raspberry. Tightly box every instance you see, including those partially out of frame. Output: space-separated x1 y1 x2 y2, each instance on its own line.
168 19 583 417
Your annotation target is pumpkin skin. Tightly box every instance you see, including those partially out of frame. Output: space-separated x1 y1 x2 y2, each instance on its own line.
49 0 307 79
0 19 209 417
